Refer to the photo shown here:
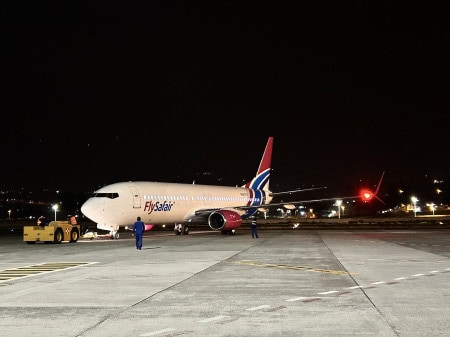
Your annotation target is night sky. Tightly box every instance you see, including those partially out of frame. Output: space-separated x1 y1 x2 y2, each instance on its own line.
2 2 449 204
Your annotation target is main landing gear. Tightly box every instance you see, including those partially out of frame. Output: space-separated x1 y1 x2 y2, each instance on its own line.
174 224 189 235
109 230 120 240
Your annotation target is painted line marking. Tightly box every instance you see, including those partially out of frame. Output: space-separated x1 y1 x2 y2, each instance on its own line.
246 305 271 311
303 298 321 302
430 270 439 273
336 291 351 296
264 305 286 312
0 262 97 283
347 285 363 289
318 290 338 295
141 328 176 336
394 277 407 280
237 261 350 275
286 297 311 302
412 274 425 277
198 315 229 323
217 317 239 325
371 281 385 285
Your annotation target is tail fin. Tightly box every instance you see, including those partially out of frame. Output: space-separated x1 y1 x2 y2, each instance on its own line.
243 137 273 191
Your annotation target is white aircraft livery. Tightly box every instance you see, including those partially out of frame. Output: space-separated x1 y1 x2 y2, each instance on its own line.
81 137 381 239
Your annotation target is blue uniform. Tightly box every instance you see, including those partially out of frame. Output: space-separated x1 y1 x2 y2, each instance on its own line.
133 218 145 249
251 220 258 238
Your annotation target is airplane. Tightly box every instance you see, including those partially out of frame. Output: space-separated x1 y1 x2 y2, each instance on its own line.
80 137 382 239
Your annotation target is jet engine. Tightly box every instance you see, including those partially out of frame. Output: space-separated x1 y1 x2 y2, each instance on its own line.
208 210 242 231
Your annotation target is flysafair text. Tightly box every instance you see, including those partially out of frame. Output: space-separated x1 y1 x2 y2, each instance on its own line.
145 201 175 214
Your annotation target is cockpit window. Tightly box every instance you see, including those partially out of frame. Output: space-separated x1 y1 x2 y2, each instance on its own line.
92 192 119 199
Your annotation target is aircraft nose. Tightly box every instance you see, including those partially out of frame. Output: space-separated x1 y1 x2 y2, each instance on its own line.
81 199 95 221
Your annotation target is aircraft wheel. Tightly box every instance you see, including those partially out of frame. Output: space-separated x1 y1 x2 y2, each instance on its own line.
114 232 120 240
183 225 189 235
54 228 64 243
221 230 235 235
70 228 79 242
174 224 182 235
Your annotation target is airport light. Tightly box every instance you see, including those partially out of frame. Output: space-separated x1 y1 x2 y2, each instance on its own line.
336 199 342 219
8 209 11 219
411 196 418 217
428 203 435 216
52 204 58 221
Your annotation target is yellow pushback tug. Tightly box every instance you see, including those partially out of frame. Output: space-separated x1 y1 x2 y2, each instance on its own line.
23 217 81 244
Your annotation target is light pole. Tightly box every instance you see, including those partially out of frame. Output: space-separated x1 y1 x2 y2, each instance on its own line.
52 204 58 221
411 196 418 217
8 210 11 219
429 203 435 216
336 199 342 219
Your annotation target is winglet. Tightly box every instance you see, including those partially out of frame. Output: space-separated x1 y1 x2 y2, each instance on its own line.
360 171 386 204
374 171 385 196
373 170 385 204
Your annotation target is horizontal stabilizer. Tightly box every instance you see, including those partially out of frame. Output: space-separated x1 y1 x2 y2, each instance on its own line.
271 186 327 196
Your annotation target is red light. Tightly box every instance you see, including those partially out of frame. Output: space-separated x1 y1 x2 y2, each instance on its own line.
360 189 373 201
357 172 385 205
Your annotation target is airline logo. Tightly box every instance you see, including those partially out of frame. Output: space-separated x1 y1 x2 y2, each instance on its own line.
144 201 175 214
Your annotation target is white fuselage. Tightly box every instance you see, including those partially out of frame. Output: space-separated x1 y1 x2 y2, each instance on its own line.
81 181 271 231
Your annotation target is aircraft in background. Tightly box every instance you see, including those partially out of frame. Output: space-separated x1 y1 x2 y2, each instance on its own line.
81 137 382 239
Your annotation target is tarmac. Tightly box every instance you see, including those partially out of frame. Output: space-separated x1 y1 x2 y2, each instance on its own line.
0 225 449 337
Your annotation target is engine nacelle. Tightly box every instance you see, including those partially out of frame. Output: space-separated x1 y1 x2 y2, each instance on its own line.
208 210 242 231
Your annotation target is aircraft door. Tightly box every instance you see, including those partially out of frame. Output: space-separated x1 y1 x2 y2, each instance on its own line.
128 186 141 209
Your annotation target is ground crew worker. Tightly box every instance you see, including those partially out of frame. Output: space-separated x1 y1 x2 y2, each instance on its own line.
37 216 48 226
133 216 145 250
251 218 258 238
37 216 44 226
69 215 77 225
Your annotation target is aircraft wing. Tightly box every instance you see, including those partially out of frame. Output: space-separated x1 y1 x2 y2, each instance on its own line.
188 195 359 218
234 196 361 211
